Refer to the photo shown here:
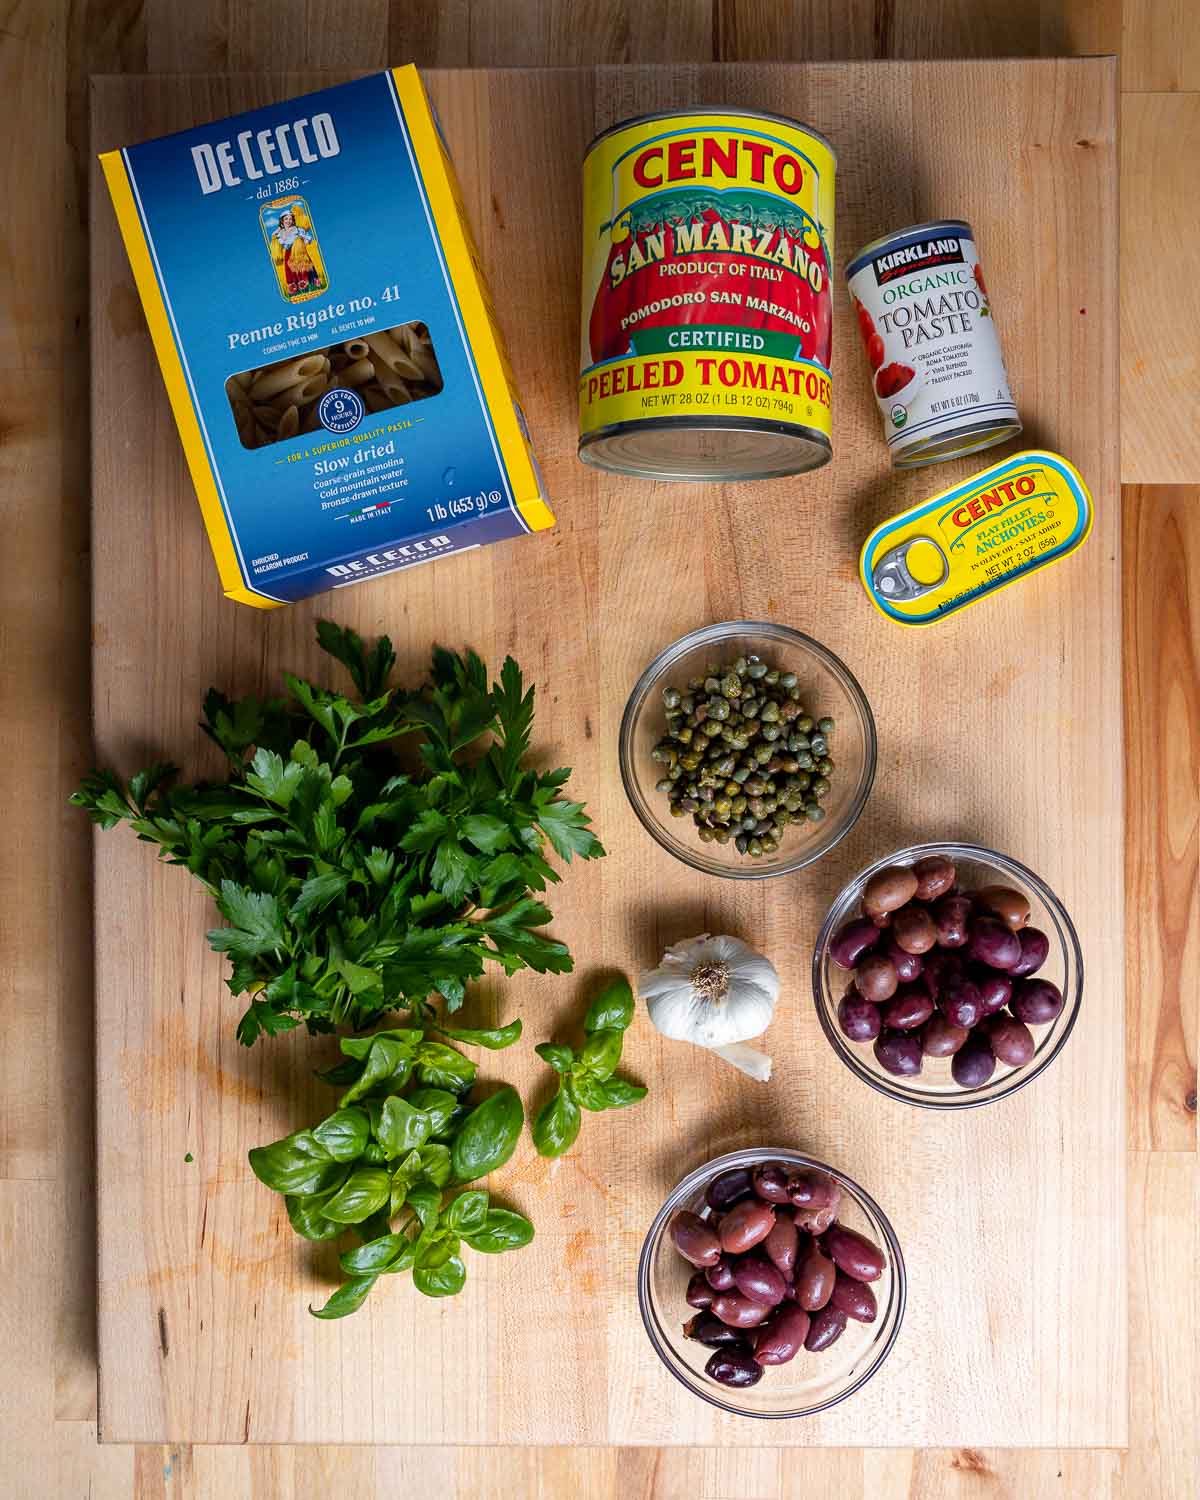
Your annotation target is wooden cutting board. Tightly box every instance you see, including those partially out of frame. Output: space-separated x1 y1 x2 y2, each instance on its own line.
90 60 1123 1446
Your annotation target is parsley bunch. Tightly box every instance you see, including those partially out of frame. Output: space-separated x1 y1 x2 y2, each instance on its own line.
72 624 604 1043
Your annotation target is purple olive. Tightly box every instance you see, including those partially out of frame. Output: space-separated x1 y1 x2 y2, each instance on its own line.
683 1312 744 1346
939 974 983 1030
1010 977 1064 1026
753 1304 811 1366
982 1012 1036 1067
705 1254 737 1292
794 1242 836 1310
837 990 882 1042
973 967 1013 1014
922 949 963 1000
718 1199 776 1255
919 1012 970 1057
874 1028 923 1077
787 1170 836 1209
883 937 924 984
881 980 934 1031
669 1210 722 1267
976 884 1031 931
706 1166 755 1212
913 854 956 901
831 1270 878 1323
966 915 1022 971
711 1292 772 1328
1009 927 1050 978
732 1255 788 1307
751 1163 792 1203
855 953 899 1004
891 905 938 955
823 1223 886 1282
951 1031 996 1088
686 1271 714 1308
791 1175 842 1234
932 893 974 948
764 1212 799 1276
863 865 919 913
705 1345 763 1387
828 917 881 970
804 1303 848 1352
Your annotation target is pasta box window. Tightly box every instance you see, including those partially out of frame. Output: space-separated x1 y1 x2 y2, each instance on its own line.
100 66 553 607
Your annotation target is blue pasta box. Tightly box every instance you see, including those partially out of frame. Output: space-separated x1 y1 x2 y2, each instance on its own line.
100 66 554 607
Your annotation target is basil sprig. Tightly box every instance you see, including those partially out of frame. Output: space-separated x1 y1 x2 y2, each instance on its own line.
249 1021 532 1318
531 978 646 1157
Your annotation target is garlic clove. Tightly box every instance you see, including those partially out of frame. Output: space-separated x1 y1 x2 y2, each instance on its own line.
710 1042 773 1082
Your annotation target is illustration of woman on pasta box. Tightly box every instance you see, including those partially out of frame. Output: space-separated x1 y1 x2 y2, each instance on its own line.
260 195 327 301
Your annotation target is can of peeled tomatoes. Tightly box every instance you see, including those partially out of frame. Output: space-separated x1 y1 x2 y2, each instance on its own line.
578 109 835 481
846 220 1021 468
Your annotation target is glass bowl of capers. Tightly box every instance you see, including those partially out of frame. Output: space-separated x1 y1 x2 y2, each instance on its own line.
619 622 876 879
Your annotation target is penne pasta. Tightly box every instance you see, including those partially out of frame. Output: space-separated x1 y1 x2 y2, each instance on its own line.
344 338 369 359
340 357 375 388
248 353 325 400
277 404 300 440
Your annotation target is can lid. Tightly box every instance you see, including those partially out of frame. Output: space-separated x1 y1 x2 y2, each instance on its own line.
845 220 973 281
859 450 1093 627
584 107 837 164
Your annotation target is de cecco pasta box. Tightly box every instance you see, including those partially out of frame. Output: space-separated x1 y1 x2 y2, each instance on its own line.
101 66 554 607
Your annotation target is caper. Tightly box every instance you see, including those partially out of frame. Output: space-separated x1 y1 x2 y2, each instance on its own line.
779 700 800 722
697 825 716 842
810 734 827 755
670 802 686 817
655 778 674 794
797 715 814 733
702 719 723 738
744 777 767 795
707 697 730 721
811 776 830 798
704 676 721 694
759 700 780 723
797 751 815 770
713 796 732 817
761 723 781 742
764 669 780 685
676 725 693 745
651 742 677 765
732 766 750 785
730 795 747 815
662 686 681 709
735 834 749 854
805 804 826 823
819 757 834 774
721 673 741 698
780 672 798 689
714 827 732 844
748 837 764 856
746 661 768 680
817 717 835 734
741 698 759 718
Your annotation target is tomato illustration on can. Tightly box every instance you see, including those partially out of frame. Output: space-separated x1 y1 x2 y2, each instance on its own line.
578 110 836 481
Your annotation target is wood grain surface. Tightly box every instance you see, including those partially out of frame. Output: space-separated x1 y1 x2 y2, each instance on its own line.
1 0 1196 1494
90 58 1124 1448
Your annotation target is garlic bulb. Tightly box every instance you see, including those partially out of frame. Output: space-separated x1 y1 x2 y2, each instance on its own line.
638 935 780 1080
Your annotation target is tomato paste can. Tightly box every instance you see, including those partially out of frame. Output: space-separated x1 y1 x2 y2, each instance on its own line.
846 220 1021 468
578 109 836 480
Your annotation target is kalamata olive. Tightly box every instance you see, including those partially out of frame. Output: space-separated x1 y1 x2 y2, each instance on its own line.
922 949 962 1000
705 1345 763 1387
792 1176 842 1235
787 1170 836 1208
951 1031 996 1088
823 1223 886 1282
837 990 882 1042
891 905 938 955
705 1254 737 1292
733 1255 788 1307
884 937 924 983
1009 926 1050 978
932 893 973 948
753 1304 811 1366
764 1212 799 1276
830 1270 878 1322
854 953 899 1004
669 1210 722 1267
862 900 893 928
752 1163 792 1203
966 915 1021 971
881 981 934 1031
919 1012 970 1057
794 1242 836 1310
711 1292 772 1328
686 1271 714 1308
683 1311 744 1346
828 917 880 970
913 854 956 901
863 865 919 913
874 1029 923 1076
1010 977 1064 1026
719 1198 776 1255
977 884 1031 931
938 974 983 1030
973 967 1013 1014
804 1303 848 1352
705 1166 755 1212
982 1011 1036 1066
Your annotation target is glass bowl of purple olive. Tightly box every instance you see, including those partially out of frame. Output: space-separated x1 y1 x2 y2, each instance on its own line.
813 842 1083 1108
638 1149 905 1417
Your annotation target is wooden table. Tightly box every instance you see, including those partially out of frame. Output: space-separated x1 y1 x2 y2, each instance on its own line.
90 59 1125 1448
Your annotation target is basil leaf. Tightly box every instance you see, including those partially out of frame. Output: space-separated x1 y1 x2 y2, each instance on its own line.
583 977 634 1034
531 1084 581 1158
375 1095 432 1156
463 1207 535 1254
578 1027 623 1081
285 1193 346 1242
318 1167 391 1224
417 1142 453 1187
444 1188 489 1233
597 1076 647 1109
339 1233 407 1275
312 1107 370 1162
310 1274 378 1320
340 1027 424 1061
413 1252 466 1297
339 1037 413 1106
450 1086 524 1182
414 1041 478 1093
534 1042 575 1074
406 1182 442 1229
572 1071 611 1112
434 1018 522 1050
405 1088 461 1136
248 1132 344 1195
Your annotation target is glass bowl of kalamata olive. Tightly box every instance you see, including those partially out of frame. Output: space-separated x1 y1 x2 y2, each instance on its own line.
813 842 1083 1108
638 1149 905 1417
